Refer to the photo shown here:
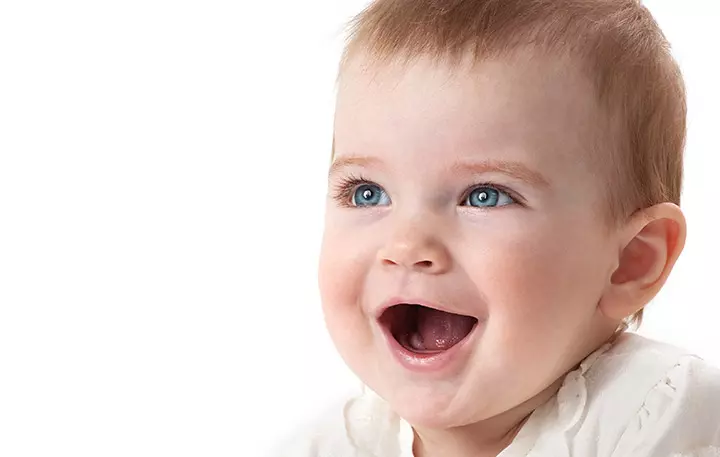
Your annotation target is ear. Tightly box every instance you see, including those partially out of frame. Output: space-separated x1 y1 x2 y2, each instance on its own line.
599 203 687 321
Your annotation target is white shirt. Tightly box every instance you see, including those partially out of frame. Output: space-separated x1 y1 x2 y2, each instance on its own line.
272 333 720 456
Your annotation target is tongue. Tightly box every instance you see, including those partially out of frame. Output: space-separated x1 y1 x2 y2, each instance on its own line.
409 307 476 352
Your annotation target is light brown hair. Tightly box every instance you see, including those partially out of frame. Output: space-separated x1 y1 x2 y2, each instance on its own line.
334 0 687 329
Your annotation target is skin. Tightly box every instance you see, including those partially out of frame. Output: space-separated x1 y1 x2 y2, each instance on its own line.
318 49 686 457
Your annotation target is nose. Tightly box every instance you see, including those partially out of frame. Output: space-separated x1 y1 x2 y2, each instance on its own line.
377 223 452 275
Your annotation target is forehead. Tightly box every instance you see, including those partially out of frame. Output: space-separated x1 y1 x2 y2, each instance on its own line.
333 51 606 185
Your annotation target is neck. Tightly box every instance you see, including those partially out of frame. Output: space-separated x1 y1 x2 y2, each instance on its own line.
412 376 564 457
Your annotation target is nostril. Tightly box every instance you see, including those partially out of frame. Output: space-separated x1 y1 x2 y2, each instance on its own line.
382 258 398 267
378 240 449 273
380 258 435 269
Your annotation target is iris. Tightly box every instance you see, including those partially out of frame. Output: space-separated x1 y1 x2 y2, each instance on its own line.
352 184 390 207
465 187 513 207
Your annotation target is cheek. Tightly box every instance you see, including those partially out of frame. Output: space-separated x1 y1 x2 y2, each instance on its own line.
317 227 374 351
318 208 384 310
463 220 608 326
318 229 365 308
460 220 611 392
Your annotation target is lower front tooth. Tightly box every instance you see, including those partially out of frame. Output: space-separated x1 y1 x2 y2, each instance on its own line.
409 332 424 351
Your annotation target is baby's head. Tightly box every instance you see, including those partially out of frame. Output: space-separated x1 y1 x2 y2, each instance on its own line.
319 0 686 435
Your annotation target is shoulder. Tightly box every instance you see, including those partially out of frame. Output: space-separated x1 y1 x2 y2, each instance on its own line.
581 333 720 457
267 386 405 457
633 353 720 456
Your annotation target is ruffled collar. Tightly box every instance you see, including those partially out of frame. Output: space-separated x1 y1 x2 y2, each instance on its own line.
497 340 614 457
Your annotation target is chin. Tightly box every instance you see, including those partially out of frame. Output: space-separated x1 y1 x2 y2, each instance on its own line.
375 381 485 429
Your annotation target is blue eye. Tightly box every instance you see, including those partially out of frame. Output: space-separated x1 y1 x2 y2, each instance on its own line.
352 183 390 207
464 186 514 208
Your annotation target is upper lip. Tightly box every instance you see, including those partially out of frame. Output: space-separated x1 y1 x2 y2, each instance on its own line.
375 297 478 320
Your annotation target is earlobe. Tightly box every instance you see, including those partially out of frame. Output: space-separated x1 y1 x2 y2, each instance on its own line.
600 203 687 321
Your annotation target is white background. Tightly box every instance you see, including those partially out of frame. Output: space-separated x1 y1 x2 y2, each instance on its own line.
0 1 718 456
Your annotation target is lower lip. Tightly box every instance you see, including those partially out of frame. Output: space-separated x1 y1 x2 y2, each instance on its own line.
379 321 481 374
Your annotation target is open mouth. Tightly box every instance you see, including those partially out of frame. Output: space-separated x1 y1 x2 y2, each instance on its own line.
379 304 478 354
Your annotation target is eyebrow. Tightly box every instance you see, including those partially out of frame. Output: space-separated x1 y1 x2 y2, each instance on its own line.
329 155 550 189
328 156 385 178
450 159 550 189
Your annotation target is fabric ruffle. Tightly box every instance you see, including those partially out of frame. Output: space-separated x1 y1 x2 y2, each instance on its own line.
611 354 720 457
671 447 720 457
498 341 614 457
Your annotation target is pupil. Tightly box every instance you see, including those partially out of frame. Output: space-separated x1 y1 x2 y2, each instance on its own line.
362 189 373 200
478 191 488 202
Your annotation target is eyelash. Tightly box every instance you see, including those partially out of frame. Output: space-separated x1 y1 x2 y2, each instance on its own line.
331 174 523 208
331 173 371 208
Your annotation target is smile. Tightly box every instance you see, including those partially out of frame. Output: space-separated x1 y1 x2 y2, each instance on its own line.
378 303 480 372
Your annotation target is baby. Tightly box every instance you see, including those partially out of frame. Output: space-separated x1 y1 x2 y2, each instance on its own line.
275 0 720 456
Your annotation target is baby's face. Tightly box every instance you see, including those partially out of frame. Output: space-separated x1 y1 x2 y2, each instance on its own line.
320 51 620 429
